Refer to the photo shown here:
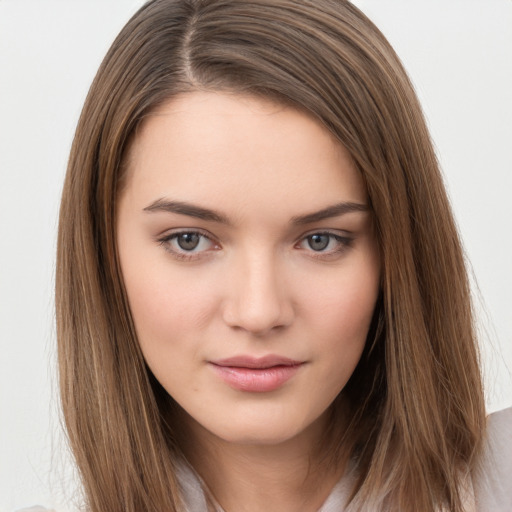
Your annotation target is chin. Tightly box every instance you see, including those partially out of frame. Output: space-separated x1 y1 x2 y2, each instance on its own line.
206 407 330 448
217 425 303 446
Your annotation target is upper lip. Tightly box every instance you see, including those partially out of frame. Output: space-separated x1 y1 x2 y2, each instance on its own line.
211 355 303 369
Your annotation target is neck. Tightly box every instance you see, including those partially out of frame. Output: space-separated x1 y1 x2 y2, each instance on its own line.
178 409 349 512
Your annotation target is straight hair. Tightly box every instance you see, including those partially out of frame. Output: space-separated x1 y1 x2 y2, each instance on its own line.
56 1 486 510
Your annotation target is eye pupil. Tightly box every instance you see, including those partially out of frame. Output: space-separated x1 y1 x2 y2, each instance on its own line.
308 234 330 251
177 233 200 251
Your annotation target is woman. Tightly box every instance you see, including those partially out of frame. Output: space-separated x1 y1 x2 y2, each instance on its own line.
52 0 509 511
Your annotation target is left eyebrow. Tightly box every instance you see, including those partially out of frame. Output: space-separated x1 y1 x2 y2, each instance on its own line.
291 202 369 225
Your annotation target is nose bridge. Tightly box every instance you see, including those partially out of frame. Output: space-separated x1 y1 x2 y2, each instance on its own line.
223 246 293 335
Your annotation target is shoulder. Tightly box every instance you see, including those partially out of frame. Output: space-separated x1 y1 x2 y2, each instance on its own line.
14 508 57 512
473 406 512 512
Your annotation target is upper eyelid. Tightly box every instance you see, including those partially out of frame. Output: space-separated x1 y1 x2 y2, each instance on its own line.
157 227 216 241
296 228 352 241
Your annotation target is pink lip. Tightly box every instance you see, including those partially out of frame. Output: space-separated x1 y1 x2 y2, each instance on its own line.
209 355 304 392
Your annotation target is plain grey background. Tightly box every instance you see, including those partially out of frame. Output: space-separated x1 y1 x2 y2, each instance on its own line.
1 1 511 510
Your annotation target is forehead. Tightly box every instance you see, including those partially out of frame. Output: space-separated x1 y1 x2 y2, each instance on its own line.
121 91 368 216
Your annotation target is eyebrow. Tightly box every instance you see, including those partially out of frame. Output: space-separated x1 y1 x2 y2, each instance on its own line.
143 198 230 224
143 198 369 225
290 201 369 224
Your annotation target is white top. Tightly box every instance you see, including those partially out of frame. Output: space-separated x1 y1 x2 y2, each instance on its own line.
18 407 512 512
472 407 512 511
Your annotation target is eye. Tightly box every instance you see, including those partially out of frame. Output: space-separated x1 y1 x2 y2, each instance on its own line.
158 230 219 259
297 231 352 257
306 234 331 251
175 232 202 251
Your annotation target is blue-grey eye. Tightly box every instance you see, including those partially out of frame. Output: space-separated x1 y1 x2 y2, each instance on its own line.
176 232 200 251
307 234 330 251
158 230 218 259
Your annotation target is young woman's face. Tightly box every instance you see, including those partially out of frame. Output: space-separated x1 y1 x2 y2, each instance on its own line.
117 92 380 446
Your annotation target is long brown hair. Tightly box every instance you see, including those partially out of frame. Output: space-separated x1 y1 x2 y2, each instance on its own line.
56 1 486 510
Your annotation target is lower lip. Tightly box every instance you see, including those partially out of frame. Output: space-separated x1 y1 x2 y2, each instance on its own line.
209 363 303 392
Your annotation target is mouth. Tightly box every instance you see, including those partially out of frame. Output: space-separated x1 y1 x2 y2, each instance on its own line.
209 355 305 392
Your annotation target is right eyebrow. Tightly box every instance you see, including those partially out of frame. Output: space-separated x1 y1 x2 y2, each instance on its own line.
143 198 231 224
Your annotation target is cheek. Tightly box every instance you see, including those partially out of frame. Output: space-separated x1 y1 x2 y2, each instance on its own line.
121 266 217 398
304 263 379 338
129 277 204 332
300 259 380 378
118 237 218 356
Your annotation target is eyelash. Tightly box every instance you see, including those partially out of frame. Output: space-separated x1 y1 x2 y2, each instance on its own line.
157 230 353 261
296 231 353 259
157 229 220 261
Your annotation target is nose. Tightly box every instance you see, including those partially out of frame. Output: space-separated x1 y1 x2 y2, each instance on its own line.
222 250 294 336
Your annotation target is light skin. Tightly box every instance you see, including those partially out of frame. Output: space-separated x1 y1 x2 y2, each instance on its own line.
117 91 381 511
